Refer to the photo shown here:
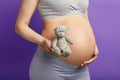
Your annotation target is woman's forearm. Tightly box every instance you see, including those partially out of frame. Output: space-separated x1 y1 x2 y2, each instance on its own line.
15 23 45 45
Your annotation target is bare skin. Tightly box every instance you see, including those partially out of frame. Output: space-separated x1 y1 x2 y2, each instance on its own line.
15 0 99 67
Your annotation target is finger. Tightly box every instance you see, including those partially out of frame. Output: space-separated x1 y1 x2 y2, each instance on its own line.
46 44 54 53
84 56 97 64
84 58 95 64
45 42 54 52
84 57 96 64
83 63 89 66
80 63 89 67
47 41 55 52
50 42 53 48
80 63 84 67
94 50 98 55
47 47 52 52
94 47 99 56
46 46 54 53
47 40 53 49
94 53 98 56
44 47 54 55
93 51 96 56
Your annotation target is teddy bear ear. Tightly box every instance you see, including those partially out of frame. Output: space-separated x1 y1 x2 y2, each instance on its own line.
54 27 57 32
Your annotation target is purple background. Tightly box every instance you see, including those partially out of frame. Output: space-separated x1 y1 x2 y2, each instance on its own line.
0 0 120 80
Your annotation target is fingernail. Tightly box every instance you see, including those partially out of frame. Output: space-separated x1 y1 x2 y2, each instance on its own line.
52 49 54 52
81 64 84 67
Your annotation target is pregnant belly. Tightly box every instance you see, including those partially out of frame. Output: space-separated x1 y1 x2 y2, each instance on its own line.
41 15 96 66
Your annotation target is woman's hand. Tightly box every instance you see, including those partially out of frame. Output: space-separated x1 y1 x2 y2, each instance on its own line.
80 46 99 67
38 38 54 54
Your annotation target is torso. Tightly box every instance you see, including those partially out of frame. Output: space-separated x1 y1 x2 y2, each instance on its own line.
37 0 96 66
40 14 96 66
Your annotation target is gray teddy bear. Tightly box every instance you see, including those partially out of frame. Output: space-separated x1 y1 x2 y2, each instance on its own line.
52 25 74 57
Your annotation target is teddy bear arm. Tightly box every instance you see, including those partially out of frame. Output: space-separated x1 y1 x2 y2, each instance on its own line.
65 37 74 45
52 38 58 48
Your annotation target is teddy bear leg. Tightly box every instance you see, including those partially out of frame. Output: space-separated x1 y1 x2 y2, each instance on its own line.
63 48 72 57
54 47 62 56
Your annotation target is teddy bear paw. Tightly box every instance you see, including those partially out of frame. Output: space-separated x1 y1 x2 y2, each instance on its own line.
54 47 62 55
63 50 71 57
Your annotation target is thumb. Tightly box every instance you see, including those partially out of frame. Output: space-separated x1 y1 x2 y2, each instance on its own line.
50 41 54 52
48 43 54 52
47 44 54 52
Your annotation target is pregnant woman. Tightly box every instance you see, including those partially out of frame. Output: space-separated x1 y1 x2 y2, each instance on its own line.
15 0 99 80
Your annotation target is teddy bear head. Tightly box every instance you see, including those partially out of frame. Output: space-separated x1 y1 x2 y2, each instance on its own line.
54 25 68 38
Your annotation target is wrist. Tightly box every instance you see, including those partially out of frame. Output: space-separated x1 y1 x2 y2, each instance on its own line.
37 36 46 45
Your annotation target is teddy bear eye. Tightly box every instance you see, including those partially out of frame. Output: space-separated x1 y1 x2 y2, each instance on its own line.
59 30 63 32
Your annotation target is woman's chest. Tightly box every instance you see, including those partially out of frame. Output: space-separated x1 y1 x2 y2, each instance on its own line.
38 0 89 12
